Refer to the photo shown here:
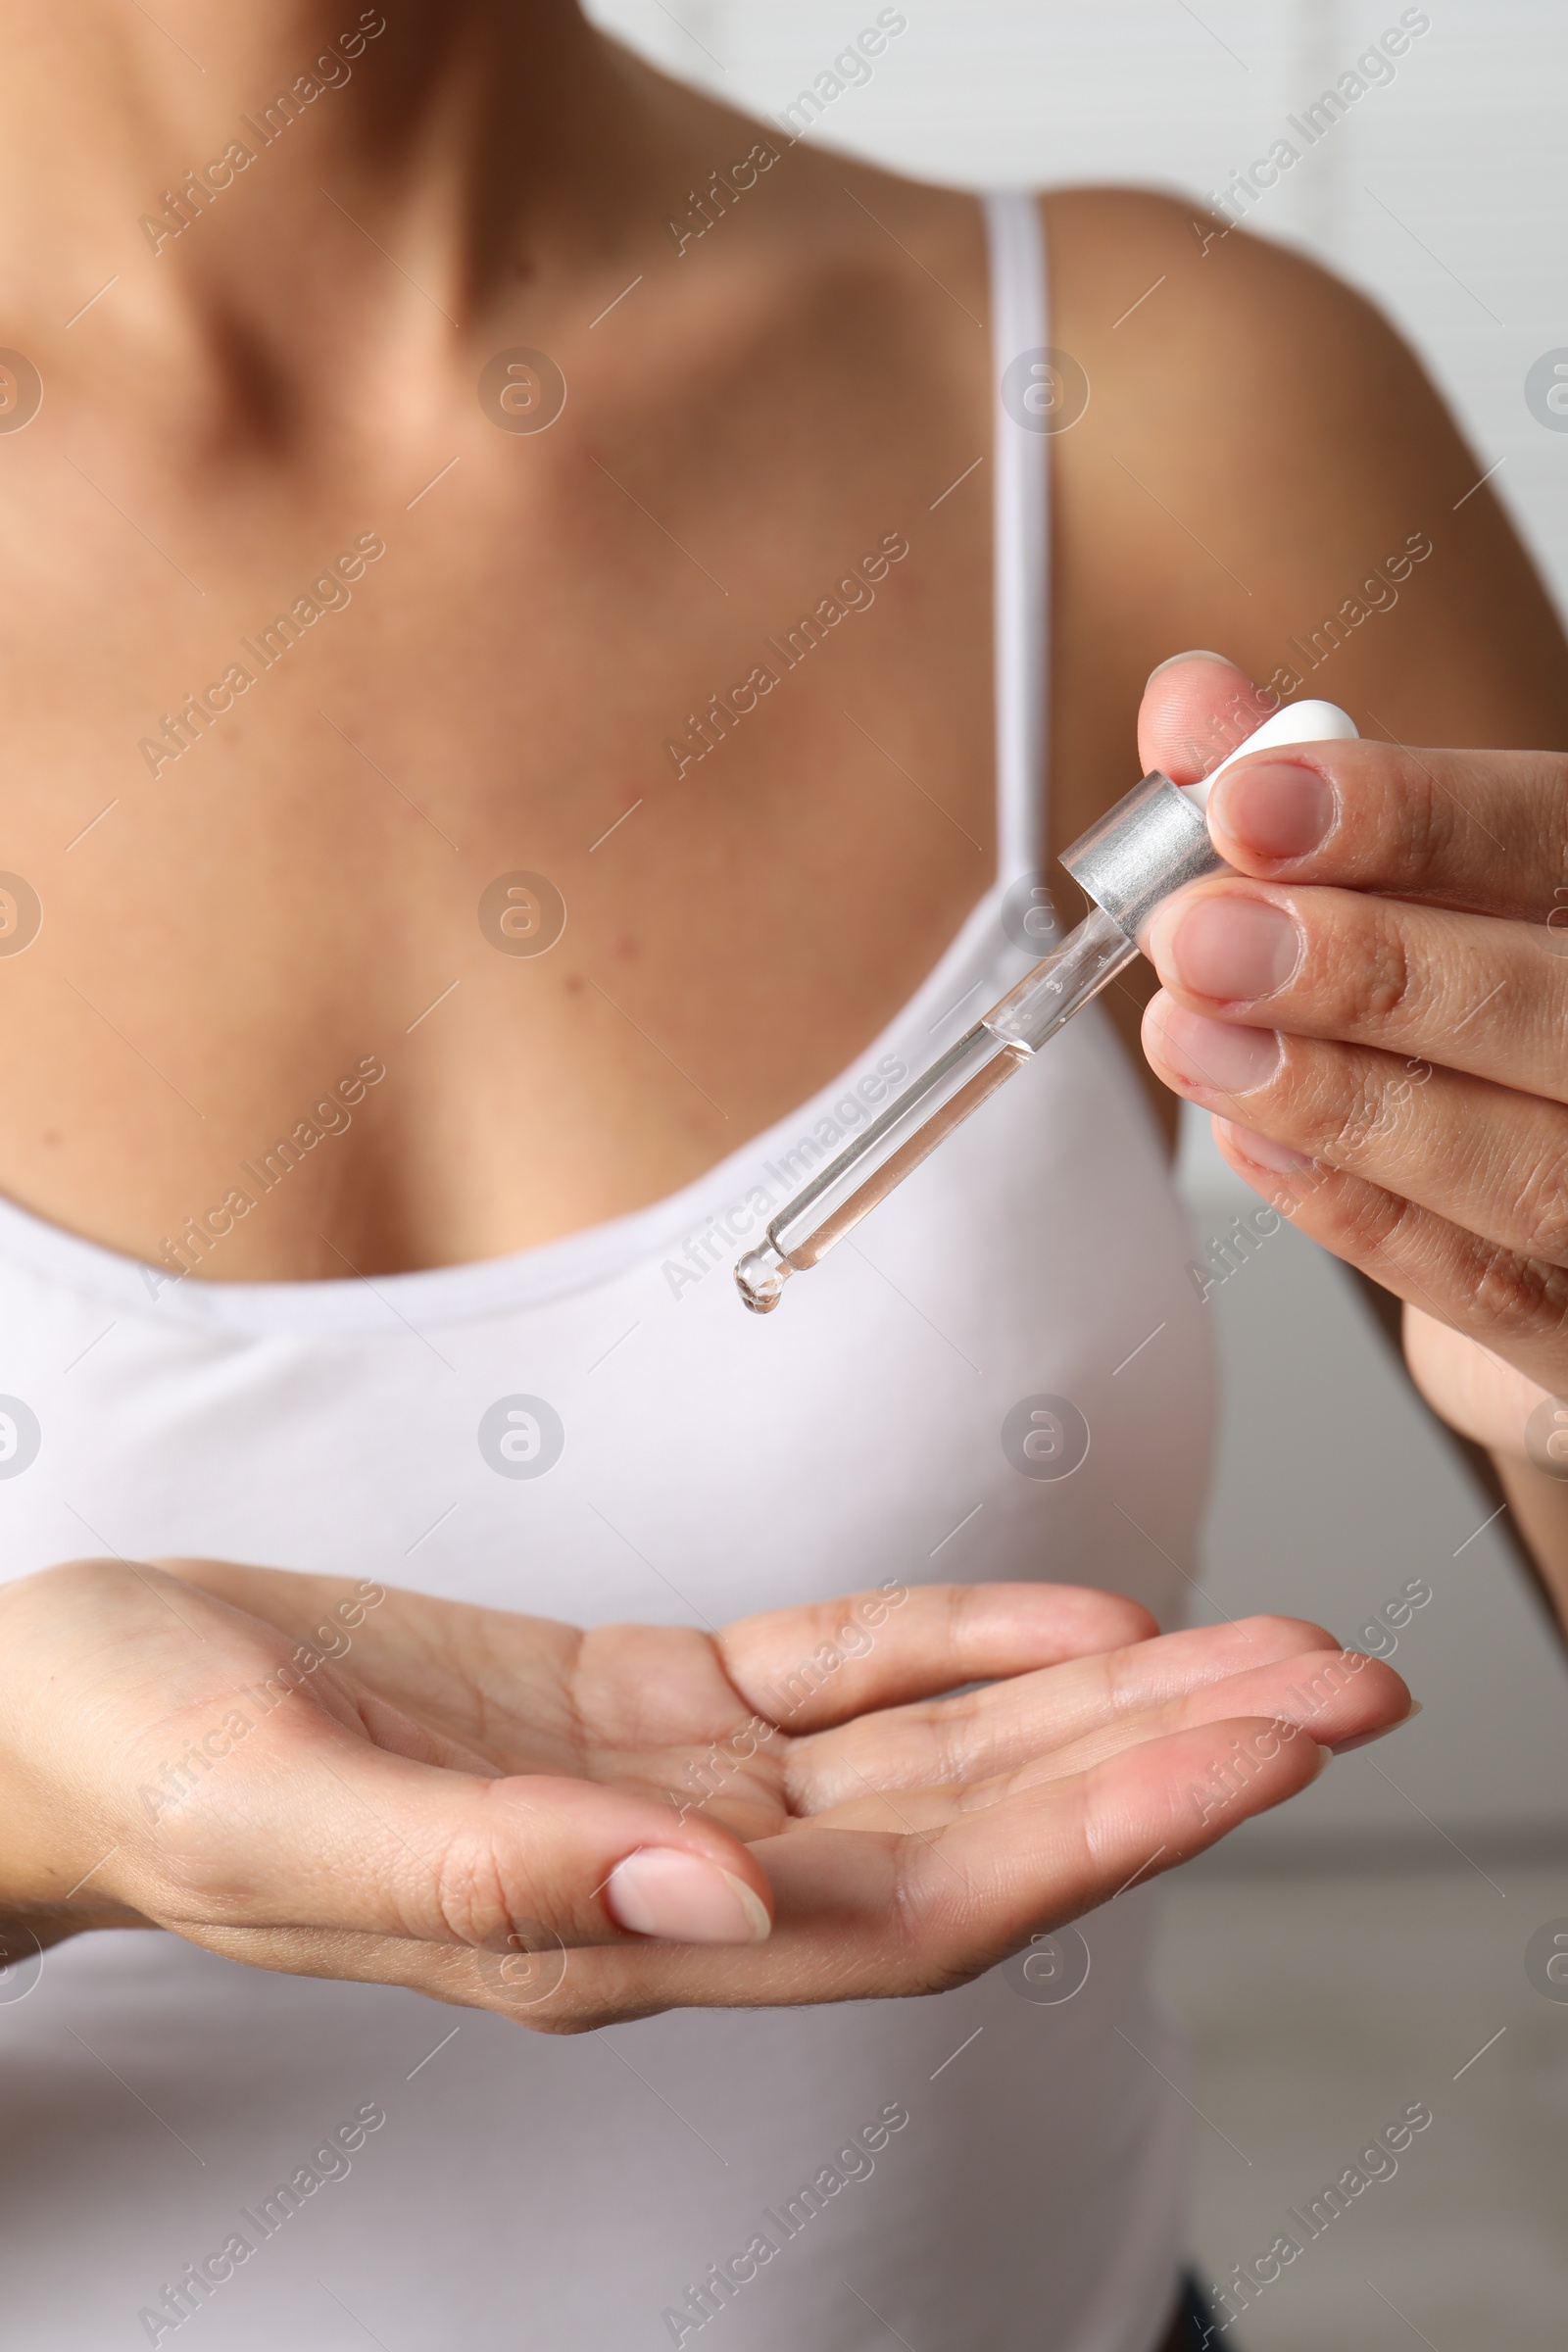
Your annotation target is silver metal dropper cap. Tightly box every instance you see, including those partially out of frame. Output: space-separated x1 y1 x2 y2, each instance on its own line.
1061 693 1361 941
1058 769 1228 942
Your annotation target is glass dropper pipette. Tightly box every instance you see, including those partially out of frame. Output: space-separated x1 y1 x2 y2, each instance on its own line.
734 699 1357 1313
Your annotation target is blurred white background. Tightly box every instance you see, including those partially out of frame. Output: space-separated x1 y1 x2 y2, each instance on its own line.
582 6 1568 2343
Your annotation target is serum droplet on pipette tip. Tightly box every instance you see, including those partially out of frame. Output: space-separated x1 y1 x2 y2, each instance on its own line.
735 1241 792 1314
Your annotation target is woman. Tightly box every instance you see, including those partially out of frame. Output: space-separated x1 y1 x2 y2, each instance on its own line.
0 4 1558 2348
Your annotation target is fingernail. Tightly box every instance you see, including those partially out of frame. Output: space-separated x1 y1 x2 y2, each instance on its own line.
1314 1745 1335 1771
1324 1716 1416 1755
606 1849 771 1945
1161 895 1302 1003
1148 1002 1281 1096
1145 648 1234 684
1213 760 1335 860
1214 1118 1313 1175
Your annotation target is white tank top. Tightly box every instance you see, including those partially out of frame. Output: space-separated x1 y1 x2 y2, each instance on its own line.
0 195 1216 2352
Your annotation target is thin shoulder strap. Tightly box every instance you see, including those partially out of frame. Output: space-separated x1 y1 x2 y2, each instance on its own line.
983 189 1050 885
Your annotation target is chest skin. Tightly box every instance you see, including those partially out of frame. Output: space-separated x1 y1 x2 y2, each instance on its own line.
0 158 1331 1286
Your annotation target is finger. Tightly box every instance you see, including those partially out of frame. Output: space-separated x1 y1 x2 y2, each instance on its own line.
1137 651 1276 784
125 1700 774 1954
569 1717 1334 2018
1142 991 1568 1275
717 1581 1157 1736
318 1713 1338 2029
858 1713 1331 1981
1204 735 1568 924
785 1614 1335 1807
1207 1114 1568 1398
1146 877 1568 1104
992 1646 1411 1787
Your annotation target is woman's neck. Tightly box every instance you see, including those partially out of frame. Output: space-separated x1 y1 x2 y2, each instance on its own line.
0 2 692 428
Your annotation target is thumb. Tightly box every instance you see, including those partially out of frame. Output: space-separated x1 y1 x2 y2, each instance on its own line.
1137 650 1274 784
135 1721 775 1953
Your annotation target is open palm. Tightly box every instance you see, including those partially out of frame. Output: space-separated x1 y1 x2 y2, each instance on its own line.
0 1556 1408 2029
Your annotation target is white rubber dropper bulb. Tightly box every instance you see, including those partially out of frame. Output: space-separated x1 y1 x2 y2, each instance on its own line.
1179 698 1359 812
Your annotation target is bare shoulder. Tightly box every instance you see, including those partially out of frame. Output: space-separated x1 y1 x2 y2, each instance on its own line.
1043 185 1568 753
1037 185 1568 1131
1045 183 1449 486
